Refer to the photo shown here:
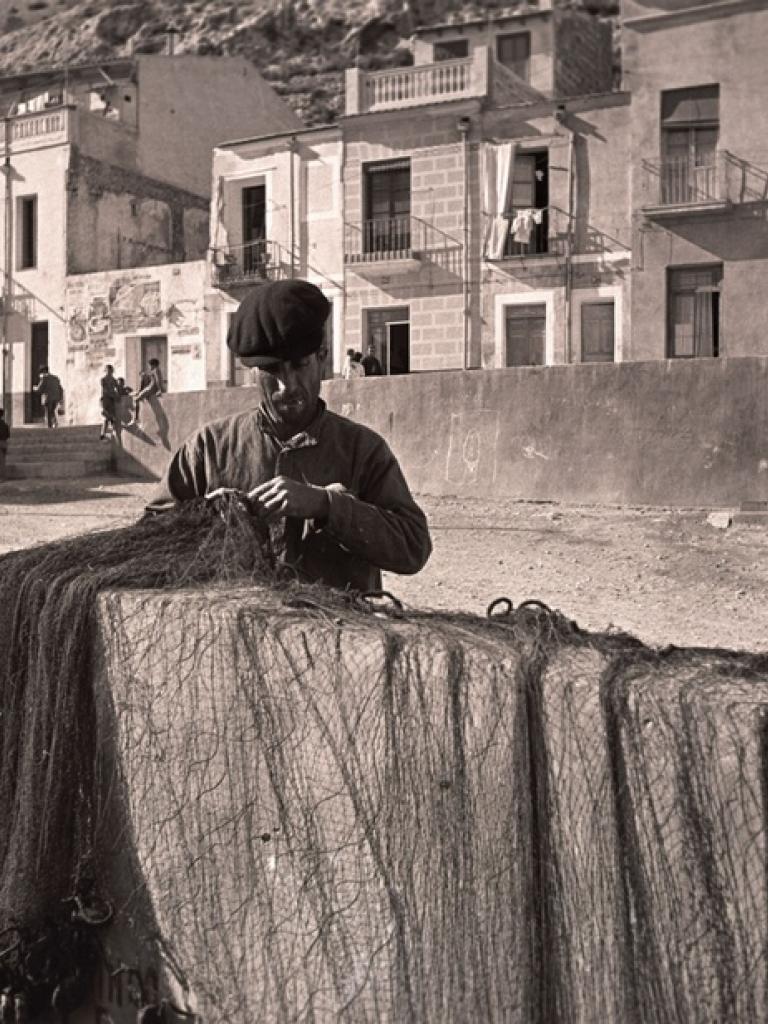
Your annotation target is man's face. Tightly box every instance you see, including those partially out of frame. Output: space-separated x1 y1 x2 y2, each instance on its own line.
255 348 326 433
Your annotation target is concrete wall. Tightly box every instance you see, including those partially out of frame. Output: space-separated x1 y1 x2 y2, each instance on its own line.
115 359 768 509
625 0 768 360
134 56 303 197
65 260 206 424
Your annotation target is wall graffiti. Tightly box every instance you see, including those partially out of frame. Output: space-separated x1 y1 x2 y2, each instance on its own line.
109 280 162 333
445 409 501 486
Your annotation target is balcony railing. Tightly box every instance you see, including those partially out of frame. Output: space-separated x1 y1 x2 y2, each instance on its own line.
640 151 768 211
6 105 73 153
345 47 490 114
344 215 460 266
211 240 289 287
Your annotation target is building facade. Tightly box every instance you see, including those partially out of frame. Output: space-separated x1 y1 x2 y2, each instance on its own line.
624 0 768 360
0 54 302 424
210 1 630 380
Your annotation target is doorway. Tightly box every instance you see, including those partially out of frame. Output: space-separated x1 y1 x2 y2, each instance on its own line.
28 321 49 422
387 322 410 375
140 335 168 388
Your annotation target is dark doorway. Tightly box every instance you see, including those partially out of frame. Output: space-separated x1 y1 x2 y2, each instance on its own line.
28 321 49 422
387 322 410 375
242 184 267 275
141 335 168 388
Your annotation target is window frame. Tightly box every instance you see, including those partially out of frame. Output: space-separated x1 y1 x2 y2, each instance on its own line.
496 31 531 81
666 264 723 359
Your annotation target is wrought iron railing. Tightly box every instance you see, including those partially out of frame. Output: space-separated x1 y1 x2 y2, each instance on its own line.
344 215 459 264
211 239 288 286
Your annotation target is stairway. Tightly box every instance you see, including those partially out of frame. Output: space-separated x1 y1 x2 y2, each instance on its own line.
3 424 114 480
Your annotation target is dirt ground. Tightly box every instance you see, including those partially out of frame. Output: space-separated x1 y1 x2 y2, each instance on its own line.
1 475 766 652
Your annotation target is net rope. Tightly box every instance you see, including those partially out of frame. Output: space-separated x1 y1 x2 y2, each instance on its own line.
0 498 767 1022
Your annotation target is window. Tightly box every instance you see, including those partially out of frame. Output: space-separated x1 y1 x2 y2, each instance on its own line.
581 303 615 362
504 151 549 256
242 184 267 275
434 39 469 61
363 160 411 255
18 196 37 270
496 32 531 81
667 265 722 358
505 304 546 366
661 85 719 204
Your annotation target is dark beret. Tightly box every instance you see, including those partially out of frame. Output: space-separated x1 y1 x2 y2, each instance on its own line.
226 279 331 367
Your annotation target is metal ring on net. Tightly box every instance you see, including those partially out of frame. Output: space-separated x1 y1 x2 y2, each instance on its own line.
486 597 515 619
359 590 405 617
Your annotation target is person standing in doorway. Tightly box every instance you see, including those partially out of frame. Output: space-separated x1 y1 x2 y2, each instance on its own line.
134 358 164 424
33 366 63 428
0 408 9 478
361 343 383 377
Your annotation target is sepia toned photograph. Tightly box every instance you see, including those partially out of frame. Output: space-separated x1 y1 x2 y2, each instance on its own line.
0 0 766 1020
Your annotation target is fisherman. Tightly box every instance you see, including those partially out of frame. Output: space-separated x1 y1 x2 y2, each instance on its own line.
147 279 432 591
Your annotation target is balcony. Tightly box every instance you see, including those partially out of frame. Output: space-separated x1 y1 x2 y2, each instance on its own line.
483 206 567 261
345 47 491 115
640 151 768 216
344 215 460 277
211 240 289 288
7 105 74 154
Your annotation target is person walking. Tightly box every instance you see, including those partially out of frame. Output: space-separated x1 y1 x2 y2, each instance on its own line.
99 364 120 440
134 358 164 424
0 408 9 478
146 279 432 591
33 366 64 428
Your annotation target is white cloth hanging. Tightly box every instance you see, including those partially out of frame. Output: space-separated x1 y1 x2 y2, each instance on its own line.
482 142 517 260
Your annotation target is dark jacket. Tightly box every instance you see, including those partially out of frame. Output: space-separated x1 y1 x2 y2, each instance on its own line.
147 402 431 591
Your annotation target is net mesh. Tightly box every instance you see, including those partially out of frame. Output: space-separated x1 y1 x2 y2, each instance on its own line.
0 501 767 1023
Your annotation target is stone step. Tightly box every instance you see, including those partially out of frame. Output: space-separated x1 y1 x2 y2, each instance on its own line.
3 456 113 480
7 443 112 459
10 425 101 443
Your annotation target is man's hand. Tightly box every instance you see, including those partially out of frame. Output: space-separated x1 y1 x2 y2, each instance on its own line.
248 476 330 522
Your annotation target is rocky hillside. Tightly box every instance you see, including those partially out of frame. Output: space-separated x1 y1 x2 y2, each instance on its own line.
0 0 619 124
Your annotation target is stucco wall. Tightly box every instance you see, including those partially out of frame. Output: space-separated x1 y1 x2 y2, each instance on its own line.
0 144 71 422
67 151 209 275
134 56 303 197
413 13 556 95
115 359 768 509
209 130 344 380
65 260 207 424
625 1 768 360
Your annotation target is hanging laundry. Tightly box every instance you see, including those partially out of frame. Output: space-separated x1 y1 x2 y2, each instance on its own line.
512 209 536 244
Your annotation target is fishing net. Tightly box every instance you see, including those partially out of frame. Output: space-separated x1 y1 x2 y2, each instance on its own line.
0 503 767 1023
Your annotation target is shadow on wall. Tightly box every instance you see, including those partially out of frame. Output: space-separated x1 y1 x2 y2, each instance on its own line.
120 396 171 452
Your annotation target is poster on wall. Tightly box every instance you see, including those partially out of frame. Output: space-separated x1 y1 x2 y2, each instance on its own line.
109 280 162 333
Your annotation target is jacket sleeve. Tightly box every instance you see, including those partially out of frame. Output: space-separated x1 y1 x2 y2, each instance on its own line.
144 431 210 513
321 440 432 576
